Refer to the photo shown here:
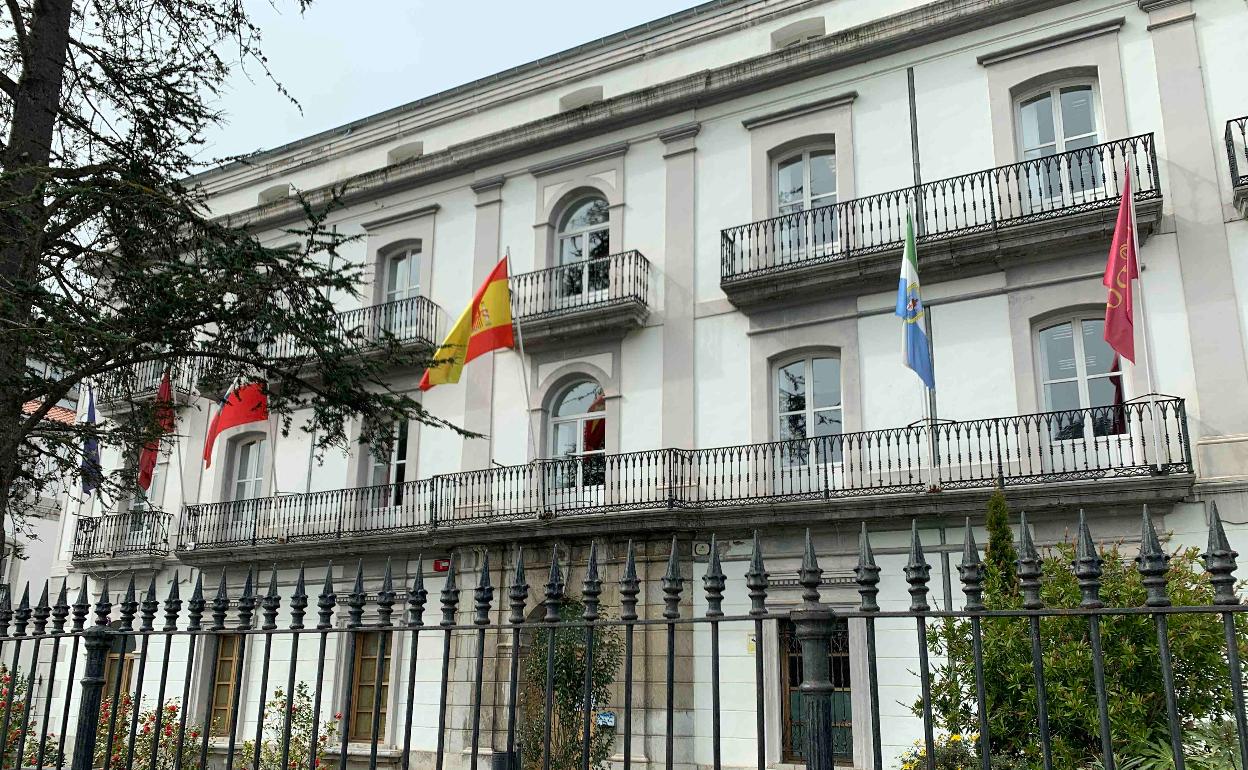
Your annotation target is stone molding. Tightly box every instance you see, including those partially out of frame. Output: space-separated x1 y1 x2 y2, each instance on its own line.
741 91 858 129
976 17 1125 66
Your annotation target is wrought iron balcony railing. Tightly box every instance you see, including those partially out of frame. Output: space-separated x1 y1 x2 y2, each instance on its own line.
510 250 650 322
1227 116 1248 189
267 295 442 359
721 133 1161 282
72 510 172 562
178 397 1190 552
96 358 199 403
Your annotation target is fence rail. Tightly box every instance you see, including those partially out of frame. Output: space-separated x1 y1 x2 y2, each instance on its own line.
510 250 650 322
178 397 1190 551
267 295 442 359
1228 116 1248 188
6 504 1248 770
721 133 1161 281
70 511 172 561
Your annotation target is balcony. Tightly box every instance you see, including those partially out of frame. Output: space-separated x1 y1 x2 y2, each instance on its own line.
96 358 199 407
1227 116 1248 215
510 250 651 349
720 134 1163 309
71 510 172 566
177 397 1192 556
267 295 442 359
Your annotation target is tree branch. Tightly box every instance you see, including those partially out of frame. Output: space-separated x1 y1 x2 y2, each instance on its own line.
0 71 16 98
4 0 28 64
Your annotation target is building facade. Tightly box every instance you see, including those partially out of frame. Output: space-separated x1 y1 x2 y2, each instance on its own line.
43 0 1248 767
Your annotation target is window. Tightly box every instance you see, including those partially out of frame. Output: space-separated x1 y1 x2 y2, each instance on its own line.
775 149 836 215
384 246 420 304
209 634 242 737
368 420 410 507
549 380 606 488
779 618 851 762
230 437 266 502
556 196 610 301
775 355 842 464
103 632 137 701
1016 83 1100 197
1037 315 1127 439
349 632 392 741
770 17 825 50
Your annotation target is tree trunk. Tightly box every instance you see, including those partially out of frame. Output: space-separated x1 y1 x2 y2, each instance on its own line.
0 0 75 570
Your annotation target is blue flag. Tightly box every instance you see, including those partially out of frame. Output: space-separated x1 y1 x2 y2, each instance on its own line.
80 386 101 494
895 211 935 390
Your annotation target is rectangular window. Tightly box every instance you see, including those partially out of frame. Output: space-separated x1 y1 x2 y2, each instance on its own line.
349 631 392 741
103 653 135 700
779 618 851 764
209 634 242 737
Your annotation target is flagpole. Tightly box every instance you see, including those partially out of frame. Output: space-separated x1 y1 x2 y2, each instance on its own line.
1127 169 1164 472
508 247 539 463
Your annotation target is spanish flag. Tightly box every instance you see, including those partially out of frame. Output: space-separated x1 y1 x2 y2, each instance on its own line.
419 256 515 390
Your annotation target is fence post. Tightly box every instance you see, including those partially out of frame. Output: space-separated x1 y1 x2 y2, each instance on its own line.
791 606 837 770
70 625 115 770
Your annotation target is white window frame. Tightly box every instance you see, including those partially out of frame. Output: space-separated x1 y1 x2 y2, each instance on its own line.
548 380 607 490
1035 313 1129 441
368 420 410 508
383 246 421 305
773 147 838 216
1014 80 1102 159
773 354 843 470
229 436 267 503
555 196 611 305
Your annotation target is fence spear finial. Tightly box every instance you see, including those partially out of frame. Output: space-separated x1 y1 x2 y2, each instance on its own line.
32 581 50 636
855 523 881 613
474 552 494 626
377 558 396 628
582 543 601 623
441 553 460 627
1074 510 1104 609
905 520 931 613
799 529 823 610
408 556 427 627
92 577 111 628
347 560 366 629
1203 502 1239 606
51 578 70 634
290 566 308 630
317 563 336 631
187 572 205 631
703 534 726 619
1016 512 1044 610
959 518 985 612
662 536 684 620
1136 505 1171 608
619 541 639 623
508 548 528 626
745 531 770 617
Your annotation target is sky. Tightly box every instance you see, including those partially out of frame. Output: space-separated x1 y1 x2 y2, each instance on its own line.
200 0 698 162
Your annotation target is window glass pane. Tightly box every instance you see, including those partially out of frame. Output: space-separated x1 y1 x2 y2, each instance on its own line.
555 381 604 416
387 254 406 293
1080 319 1118 376
560 197 609 232
559 234 583 264
777 361 806 414
1063 134 1097 152
1043 380 1082 413
809 151 836 198
777 156 804 212
1060 86 1096 139
582 418 606 452
1089 375 1128 436
1019 93 1056 151
779 413 807 442
812 410 842 437
811 358 840 409
587 229 610 260
1038 322 1077 382
553 422 577 457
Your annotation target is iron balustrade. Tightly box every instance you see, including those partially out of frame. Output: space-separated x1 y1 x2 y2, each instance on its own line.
71 510 172 561
178 397 1189 551
721 133 1161 281
96 359 199 402
1227 116 1248 188
267 295 441 359
510 250 651 321
7 504 1248 770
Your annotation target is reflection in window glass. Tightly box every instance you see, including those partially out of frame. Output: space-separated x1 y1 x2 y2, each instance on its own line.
775 356 842 465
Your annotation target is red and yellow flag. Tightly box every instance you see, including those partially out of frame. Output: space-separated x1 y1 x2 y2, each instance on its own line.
419 256 514 391
1103 167 1139 363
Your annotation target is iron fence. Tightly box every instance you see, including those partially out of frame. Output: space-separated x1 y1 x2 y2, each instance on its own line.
1227 117 1248 189
178 397 1190 551
721 133 1161 281
266 296 442 359
510 251 650 322
71 511 172 562
6 503 1248 770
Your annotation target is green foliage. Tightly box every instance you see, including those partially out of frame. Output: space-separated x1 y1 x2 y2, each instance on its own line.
896 732 980 770
239 682 338 770
519 600 623 770
94 695 201 770
920 502 1245 769
984 488 1019 597
0 665 59 767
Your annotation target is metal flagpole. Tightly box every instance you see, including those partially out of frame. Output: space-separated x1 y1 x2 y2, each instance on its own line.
1127 168 1164 471
507 248 539 462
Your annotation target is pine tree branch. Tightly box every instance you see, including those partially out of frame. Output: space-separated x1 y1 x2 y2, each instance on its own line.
0 71 15 99
4 0 28 64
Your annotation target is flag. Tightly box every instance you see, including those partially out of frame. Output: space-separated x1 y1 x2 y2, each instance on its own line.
202 381 269 468
419 256 515 391
1103 167 1139 363
895 209 935 390
137 370 175 490
80 387 101 494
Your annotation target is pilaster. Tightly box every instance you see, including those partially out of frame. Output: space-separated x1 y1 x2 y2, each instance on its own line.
461 176 506 472
659 123 700 450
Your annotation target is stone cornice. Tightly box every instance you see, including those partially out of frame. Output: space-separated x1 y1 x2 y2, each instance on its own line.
976 17 1125 66
741 91 857 130
527 141 630 177
217 0 1086 233
360 203 440 232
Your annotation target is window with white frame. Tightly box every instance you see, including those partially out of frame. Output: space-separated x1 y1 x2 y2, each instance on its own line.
556 196 610 299
369 420 410 507
1036 315 1127 440
384 246 421 304
775 148 837 215
229 436 266 501
775 355 842 464
1016 83 1101 197
549 380 606 488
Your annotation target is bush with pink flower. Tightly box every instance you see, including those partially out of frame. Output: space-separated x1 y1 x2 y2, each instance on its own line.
238 683 339 770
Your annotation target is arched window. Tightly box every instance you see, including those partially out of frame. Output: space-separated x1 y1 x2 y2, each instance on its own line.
229 436 266 501
775 148 836 215
556 196 611 301
1016 82 1101 198
1036 314 1126 439
549 379 606 488
775 355 842 464
368 419 410 507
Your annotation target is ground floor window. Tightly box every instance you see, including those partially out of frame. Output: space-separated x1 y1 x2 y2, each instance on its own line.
349 631 392 741
209 634 242 737
780 617 852 763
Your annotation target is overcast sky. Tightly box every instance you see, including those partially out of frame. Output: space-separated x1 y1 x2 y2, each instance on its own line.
200 0 697 162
